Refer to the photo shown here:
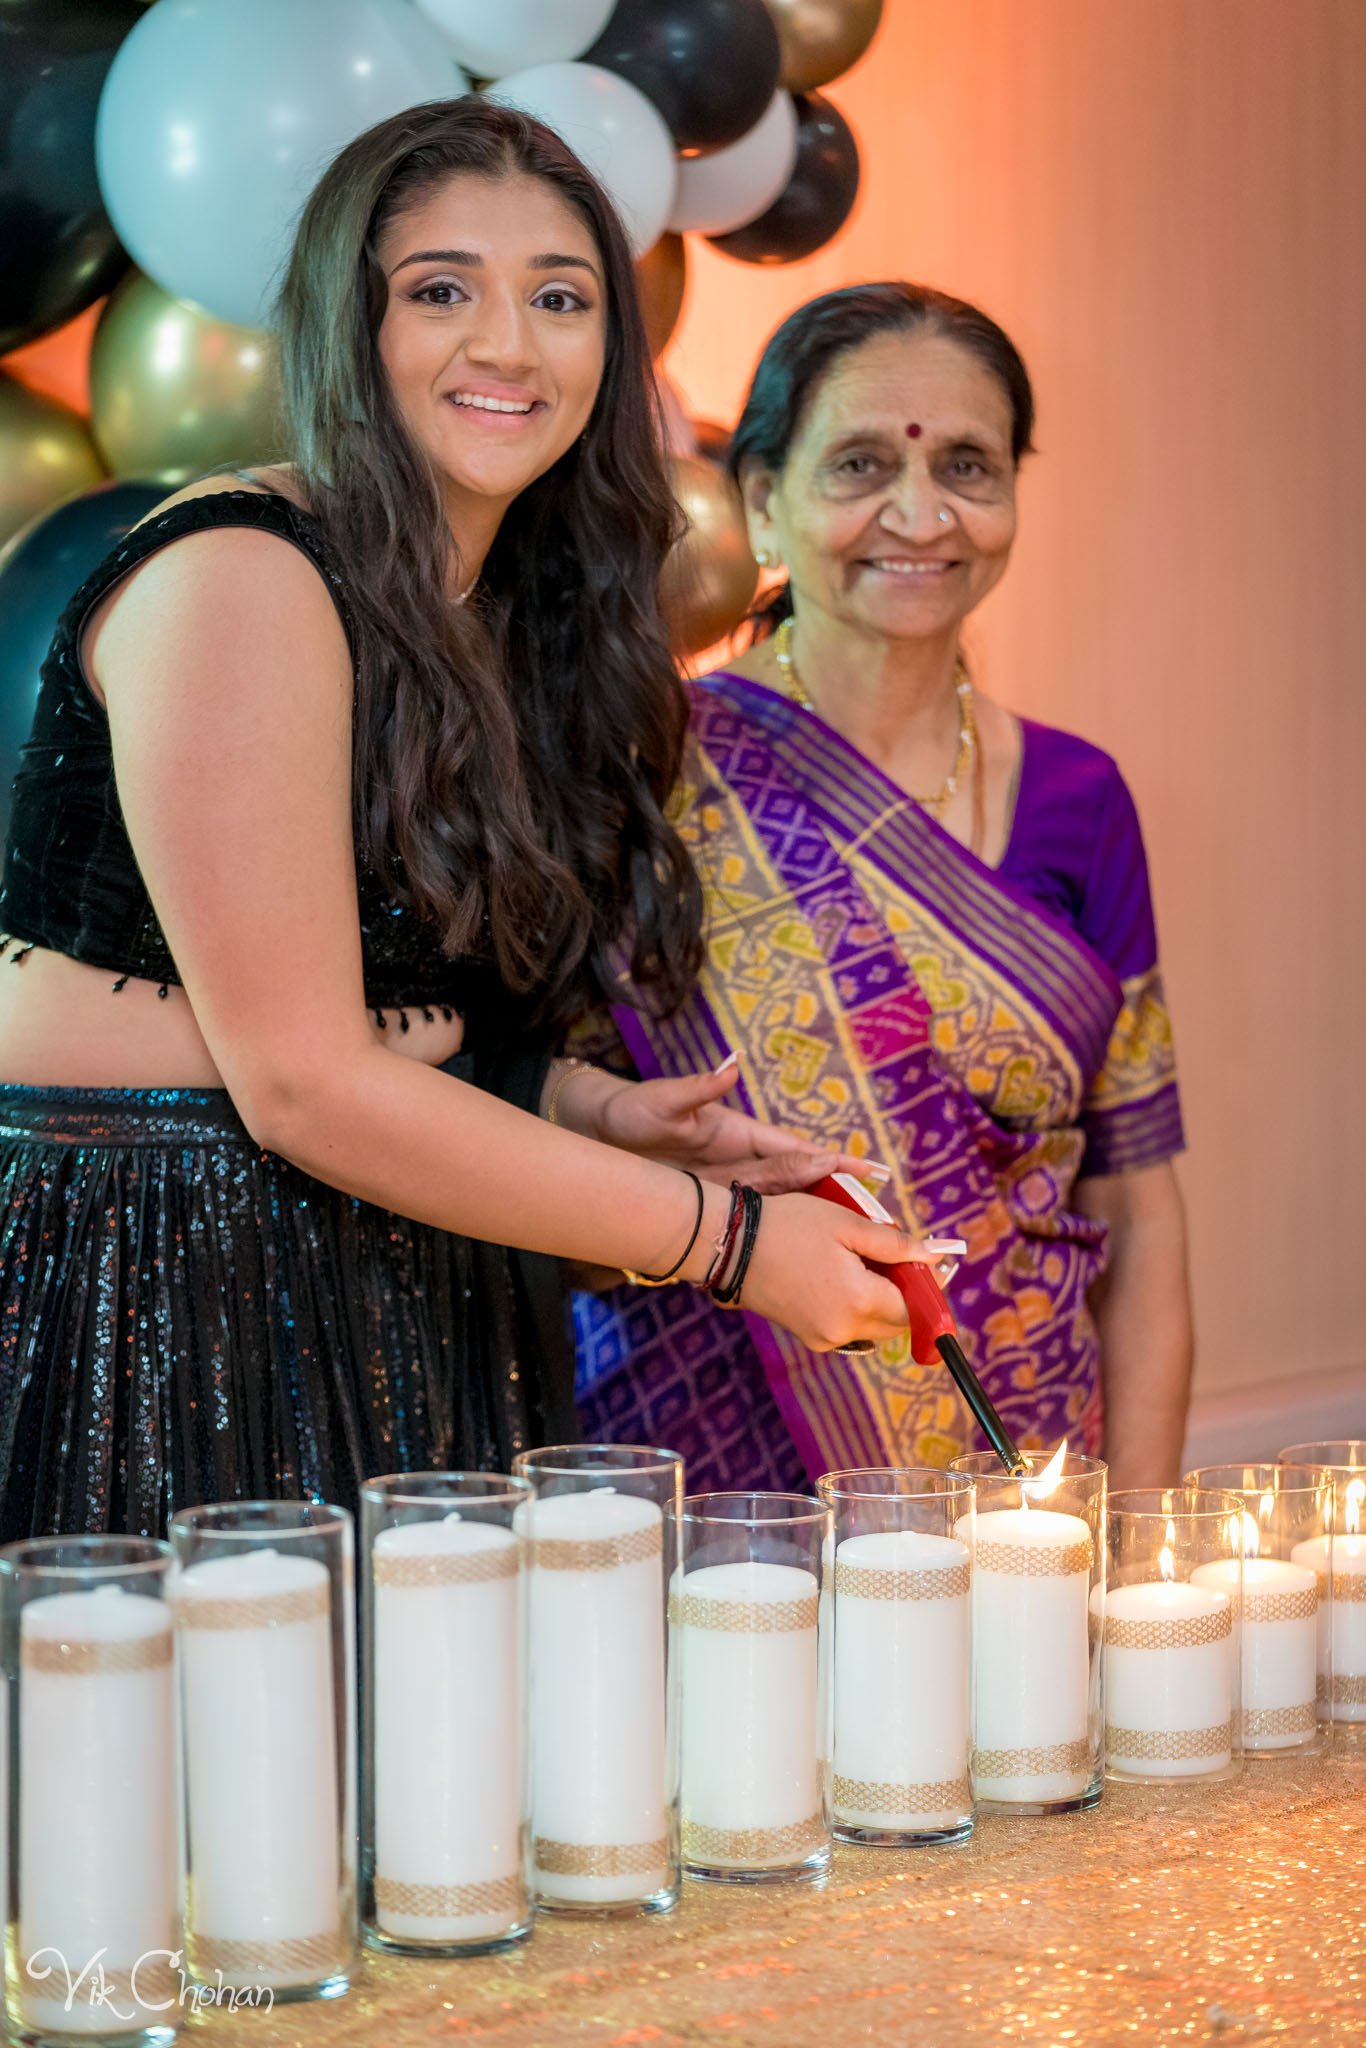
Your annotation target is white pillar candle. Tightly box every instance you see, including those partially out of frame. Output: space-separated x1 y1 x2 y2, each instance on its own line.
830 1530 970 1831
1190 1557 1317 1747
176 1548 343 1989
372 1514 523 1945
1290 1530 1366 1722
677 1561 824 1871
1102 1580 1234 1777
522 1490 668 1905
961 1507 1093 1804
18 1587 177 2037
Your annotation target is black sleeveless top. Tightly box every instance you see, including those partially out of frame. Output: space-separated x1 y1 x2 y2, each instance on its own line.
0 491 482 1019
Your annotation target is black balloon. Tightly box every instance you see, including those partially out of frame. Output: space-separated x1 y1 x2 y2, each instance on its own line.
584 0 780 155
0 480 161 840
708 90 859 263
0 0 142 354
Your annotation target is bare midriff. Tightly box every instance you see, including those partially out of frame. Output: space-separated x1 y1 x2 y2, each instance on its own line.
0 946 464 1090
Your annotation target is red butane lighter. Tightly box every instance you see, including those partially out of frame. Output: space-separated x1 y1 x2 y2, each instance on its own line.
811 1173 1028 1476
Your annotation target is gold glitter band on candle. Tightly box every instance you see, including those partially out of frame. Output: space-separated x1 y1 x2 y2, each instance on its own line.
682 1815 826 1864
528 1523 662 1572
175 1583 329 1630
1318 1672 1366 1706
1316 1572 1366 1602
1238 1587 1318 1625
533 1838 669 1877
1104 1607 1232 1650
976 1538 1094 1577
1241 1702 1316 1740
22 1958 180 2010
371 1548 519 1589
833 1560 971 1601
189 1926 347 1980
20 1630 172 1674
374 1873 525 1917
832 1774 971 1815
972 1737 1091 1778
1105 1721 1232 1760
668 1590 818 1632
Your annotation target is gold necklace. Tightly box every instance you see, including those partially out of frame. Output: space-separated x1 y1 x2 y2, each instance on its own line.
772 615 976 819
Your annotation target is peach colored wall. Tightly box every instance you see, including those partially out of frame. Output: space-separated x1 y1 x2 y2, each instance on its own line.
665 0 1366 1399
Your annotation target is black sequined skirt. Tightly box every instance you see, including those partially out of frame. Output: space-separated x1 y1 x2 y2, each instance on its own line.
0 1069 577 1539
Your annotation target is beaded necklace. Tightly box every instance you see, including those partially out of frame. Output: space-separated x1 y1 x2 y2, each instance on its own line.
771 615 977 822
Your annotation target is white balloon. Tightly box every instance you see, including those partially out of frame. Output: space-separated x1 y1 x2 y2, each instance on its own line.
667 91 799 237
488 62 677 257
96 0 469 330
415 0 616 80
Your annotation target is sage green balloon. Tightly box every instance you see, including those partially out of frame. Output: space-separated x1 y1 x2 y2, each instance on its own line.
89 272 285 486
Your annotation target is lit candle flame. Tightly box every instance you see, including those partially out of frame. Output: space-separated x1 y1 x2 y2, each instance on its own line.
1159 1534 1176 1583
1258 1489 1275 1526
1347 1478 1365 1538
1234 1510 1259 1560
1022 1440 1067 1507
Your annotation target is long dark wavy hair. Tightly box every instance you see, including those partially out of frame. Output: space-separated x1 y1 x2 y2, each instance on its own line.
728 282 1035 633
275 99 701 1029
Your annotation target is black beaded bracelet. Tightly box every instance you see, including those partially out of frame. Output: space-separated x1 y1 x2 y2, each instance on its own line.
710 1183 762 1307
623 1171 705 1288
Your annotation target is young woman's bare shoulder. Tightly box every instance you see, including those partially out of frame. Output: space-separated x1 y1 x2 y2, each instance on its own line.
86 470 345 705
131 465 310 528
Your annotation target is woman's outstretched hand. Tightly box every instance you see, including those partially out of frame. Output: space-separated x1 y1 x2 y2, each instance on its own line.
728 1190 931 1353
561 1056 947 1345
590 1053 887 1196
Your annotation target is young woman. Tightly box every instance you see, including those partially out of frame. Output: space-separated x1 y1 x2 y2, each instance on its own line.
0 106 923 1539
577 283 1192 1491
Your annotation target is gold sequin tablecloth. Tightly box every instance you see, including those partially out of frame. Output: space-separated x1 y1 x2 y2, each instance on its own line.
201 1754 1365 2047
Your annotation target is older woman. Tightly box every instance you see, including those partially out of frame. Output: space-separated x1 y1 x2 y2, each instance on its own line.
576 282 1192 1490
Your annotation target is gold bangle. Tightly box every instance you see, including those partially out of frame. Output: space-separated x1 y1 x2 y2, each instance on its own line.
544 1058 593 1128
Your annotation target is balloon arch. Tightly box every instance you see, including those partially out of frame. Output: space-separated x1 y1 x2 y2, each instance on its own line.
0 0 883 816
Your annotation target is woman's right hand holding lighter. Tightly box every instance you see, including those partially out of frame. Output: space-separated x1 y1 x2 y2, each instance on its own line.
682 1186 930 1355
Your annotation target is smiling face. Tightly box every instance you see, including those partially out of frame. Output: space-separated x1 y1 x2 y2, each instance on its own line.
743 326 1019 644
376 170 607 542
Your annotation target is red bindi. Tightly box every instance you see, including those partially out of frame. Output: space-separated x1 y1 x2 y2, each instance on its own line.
905 422 922 438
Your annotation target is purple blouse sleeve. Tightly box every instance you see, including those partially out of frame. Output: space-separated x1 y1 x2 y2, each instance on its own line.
1075 764 1186 1178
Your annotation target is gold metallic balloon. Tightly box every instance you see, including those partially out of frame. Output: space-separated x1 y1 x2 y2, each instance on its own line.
0 372 104 549
660 455 759 659
89 271 284 485
636 234 688 360
693 416 733 464
763 0 883 93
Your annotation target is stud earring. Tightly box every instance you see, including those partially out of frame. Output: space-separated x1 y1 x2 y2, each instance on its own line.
754 548 772 567
937 509 952 526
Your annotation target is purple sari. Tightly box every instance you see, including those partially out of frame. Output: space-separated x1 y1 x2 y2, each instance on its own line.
575 675 1183 1486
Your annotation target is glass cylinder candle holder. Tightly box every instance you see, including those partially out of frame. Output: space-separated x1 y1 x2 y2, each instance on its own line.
948 1447 1105 1814
168 1502 355 2003
1104 1488 1245 1783
672 1492 829 1883
1279 1440 1366 1474
512 1445 681 1915
1182 1464 1324 1754
1 1538 180 2048
361 1473 531 1956
1279 1449 1366 1738
816 1470 973 1846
